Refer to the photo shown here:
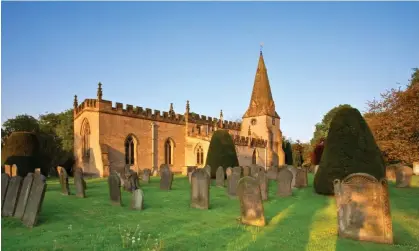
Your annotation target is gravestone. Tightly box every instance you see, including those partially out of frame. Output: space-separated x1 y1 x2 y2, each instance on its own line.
190 169 210 209
58 166 70 195
386 164 399 181
22 174 47 227
2 176 23 217
216 166 225 187
129 171 140 191
227 169 241 198
35 168 41 176
187 166 197 176
287 166 297 188
258 169 269 201
413 162 419 176
152 166 159 177
74 168 86 198
108 172 122 206
242 166 250 177
131 188 144 210
1 173 10 210
334 173 393 244
226 167 233 180
237 176 266 227
142 169 151 183
267 166 278 180
204 165 211 178
250 165 261 178
188 170 194 184
160 165 173 190
395 166 413 188
233 166 242 177
14 173 35 219
295 168 308 188
277 168 293 197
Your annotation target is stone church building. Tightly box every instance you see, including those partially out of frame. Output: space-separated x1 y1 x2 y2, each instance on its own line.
73 51 285 177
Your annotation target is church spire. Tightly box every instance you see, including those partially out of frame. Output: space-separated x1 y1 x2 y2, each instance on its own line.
243 48 279 118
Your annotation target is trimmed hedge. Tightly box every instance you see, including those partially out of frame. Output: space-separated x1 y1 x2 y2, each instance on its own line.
313 107 386 195
1 131 41 177
205 130 239 178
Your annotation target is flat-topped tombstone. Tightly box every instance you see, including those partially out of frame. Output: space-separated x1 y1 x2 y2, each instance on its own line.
1 173 10 210
14 173 35 219
108 172 122 206
227 169 241 198
395 166 413 188
267 166 278 180
216 166 225 187
250 165 261 178
242 166 250 177
287 166 297 188
334 173 393 244
74 168 86 198
142 169 151 183
57 166 70 195
295 168 308 188
277 168 293 197
160 165 173 190
257 170 269 201
2 176 23 217
237 176 266 227
413 162 419 176
131 188 144 210
226 167 233 180
190 169 210 209
22 174 47 227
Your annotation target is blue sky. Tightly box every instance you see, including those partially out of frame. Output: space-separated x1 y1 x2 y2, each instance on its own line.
2 2 418 142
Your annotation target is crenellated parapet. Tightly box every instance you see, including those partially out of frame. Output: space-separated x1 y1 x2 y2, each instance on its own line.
187 112 241 131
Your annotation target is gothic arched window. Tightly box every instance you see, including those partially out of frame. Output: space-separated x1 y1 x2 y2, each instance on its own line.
165 138 175 165
196 145 204 165
81 119 90 159
125 135 135 165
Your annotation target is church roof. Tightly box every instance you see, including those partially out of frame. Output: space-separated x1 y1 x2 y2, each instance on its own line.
243 51 279 119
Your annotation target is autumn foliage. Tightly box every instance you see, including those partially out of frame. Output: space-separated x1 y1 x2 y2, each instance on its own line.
311 138 325 165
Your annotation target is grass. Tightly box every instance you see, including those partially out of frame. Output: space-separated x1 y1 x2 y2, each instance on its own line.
2 174 419 251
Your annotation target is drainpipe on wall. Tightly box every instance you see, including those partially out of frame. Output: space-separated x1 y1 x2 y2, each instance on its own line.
151 122 157 174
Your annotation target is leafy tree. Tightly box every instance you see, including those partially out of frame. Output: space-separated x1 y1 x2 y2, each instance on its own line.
2 114 40 140
56 109 74 153
292 140 304 167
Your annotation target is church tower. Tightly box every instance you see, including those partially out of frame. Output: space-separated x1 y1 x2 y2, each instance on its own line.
241 50 285 166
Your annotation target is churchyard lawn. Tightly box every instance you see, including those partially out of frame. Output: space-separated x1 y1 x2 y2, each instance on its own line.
2 174 419 251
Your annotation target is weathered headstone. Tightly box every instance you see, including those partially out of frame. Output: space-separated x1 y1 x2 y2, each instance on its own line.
128 171 140 191
58 166 70 195
2 176 23 217
413 162 419 176
227 169 241 198
108 172 122 206
395 166 413 188
131 188 144 210
334 173 393 244
250 165 261 178
287 166 297 188
187 166 197 176
204 165 211 178
233 166 242 177
267 166 278 180
190 169 210 209
160 165 173 190
258 170 269 201
237 176 266 227
277 168 293 197
226 167 233 179
386 164 399 181
1 173 10 210
34 168 41 176
295 168 308 188
14 173 35 219
142 168 151 183
22 174 47 228
242 166 250 177
216 166 225 187
74 168 86 198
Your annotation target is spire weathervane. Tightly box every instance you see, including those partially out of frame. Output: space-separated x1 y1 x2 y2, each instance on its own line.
260 42 264 55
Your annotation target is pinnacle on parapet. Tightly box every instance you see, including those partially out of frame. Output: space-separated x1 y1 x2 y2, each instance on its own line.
186 100 190 113
73 95 78 108
220 110 223 120
97 82 103 101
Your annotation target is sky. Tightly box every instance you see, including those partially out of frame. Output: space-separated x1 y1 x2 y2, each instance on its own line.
2 2 419 142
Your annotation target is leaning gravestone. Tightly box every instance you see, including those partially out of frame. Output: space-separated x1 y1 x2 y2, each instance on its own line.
58 166 70 195
334 173 393 244
258 170 269 201
190 169 210 209
22 174 47 228
216 166 225 187
413 162 419 176
395 166 413 188
277 168 293 197
74 168 86 198
2 176 23 217
267 166 278 180
131 188 144 210
242 166 250 177
108 172 122 206
160 165 173 190
287 166 297 188
227 169 241 198
142 169 151 183
14 173 35 219
1 173 10 210
237 176 266 227
295 168 308 188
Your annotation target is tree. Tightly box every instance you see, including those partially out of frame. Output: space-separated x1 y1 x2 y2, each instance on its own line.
292 140 304 167
311 138 325 165
55 109 74 153
365 68 419 165
2 114 40 142
314 107 386 195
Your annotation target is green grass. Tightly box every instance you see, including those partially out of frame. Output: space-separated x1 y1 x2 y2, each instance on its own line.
2 174 419 251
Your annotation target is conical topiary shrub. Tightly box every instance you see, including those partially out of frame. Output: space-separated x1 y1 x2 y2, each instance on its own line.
313 107 385 195
205 129 239 178
1 131 41 177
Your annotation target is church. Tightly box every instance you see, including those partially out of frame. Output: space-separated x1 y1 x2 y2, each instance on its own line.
73 50 285 177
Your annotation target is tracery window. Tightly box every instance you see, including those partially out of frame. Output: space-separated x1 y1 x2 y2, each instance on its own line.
125 135 135 165
165 138 175 165
196 145 204 165
81 119 90 159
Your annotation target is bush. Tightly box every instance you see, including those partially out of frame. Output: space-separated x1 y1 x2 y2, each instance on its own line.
311 139 325 165
313 107 386 195
1 131 41 177
205 130 239 178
